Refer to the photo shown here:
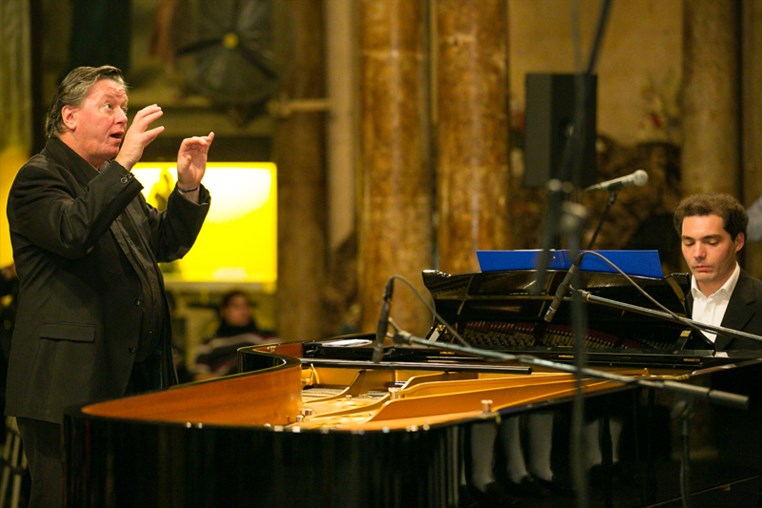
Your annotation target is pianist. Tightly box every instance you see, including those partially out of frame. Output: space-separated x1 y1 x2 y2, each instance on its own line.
674 192 762 496
673 192 762 350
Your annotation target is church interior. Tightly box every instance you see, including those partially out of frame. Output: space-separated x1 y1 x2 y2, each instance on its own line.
1 0 761 507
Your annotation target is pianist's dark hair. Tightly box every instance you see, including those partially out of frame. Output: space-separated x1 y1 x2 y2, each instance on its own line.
45 65 127 139
673 192 748 240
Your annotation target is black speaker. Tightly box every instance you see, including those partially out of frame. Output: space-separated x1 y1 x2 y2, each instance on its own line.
524 73 597 188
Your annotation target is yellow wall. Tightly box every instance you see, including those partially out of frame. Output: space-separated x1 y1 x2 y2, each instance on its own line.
0 146 30 266
133 162 278 291
1 159 279 289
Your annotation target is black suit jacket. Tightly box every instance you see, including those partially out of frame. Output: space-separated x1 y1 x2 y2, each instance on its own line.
687 271 762 472
685 269 762 351
5 138 210 424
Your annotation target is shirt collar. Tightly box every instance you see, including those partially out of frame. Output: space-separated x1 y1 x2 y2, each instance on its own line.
690 262 741 300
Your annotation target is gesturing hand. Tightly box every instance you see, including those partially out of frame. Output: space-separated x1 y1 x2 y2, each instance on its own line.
176 132 215 191
115 104 165 170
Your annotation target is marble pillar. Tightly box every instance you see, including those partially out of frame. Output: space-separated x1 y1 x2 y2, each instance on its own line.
435 0 510 274
742 0 762 274
273 0 328 341
682 0 740 195
358 0 433 335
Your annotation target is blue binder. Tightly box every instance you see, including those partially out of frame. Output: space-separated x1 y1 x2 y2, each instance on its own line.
475 249 664 278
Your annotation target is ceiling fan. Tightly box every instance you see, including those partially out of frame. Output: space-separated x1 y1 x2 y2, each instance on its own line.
169 0 279 110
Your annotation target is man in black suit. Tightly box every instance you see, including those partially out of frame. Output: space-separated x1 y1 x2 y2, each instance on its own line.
674 193 762 350
6 65 214 506
674 193 762 498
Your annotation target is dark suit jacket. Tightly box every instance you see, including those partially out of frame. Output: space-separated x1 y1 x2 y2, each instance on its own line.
5 138 210 424
686 271 762 472
685 269 762 351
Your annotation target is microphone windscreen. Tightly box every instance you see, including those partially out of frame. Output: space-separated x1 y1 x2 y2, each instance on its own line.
633 169 648 187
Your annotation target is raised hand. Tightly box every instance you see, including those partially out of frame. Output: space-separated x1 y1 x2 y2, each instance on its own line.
176 132 215 192
115 104 165 170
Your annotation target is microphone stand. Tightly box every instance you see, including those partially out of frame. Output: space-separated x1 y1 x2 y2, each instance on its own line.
541 188 623 507
386 320 750 410
532 179 572 295
530 1 611 495
541 188 618 323
672 395 695 508
552 187 619 308
558 202 590 506
531 0 613 300
578 290 762 346
587 189 619 250
578 189 616 506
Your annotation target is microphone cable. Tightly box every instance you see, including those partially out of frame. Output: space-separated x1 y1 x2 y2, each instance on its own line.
374 274 472 355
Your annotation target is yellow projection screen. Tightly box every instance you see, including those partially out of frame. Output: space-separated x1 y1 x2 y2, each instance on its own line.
132 162 277 292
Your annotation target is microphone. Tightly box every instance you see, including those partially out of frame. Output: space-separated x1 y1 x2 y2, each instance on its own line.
584 169 648 193
372 277 394 363
543 263 578 323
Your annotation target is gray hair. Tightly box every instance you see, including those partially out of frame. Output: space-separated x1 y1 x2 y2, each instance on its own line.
45 65 127 139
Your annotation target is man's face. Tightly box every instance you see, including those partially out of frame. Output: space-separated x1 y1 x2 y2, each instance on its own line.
681 214 744 295
61 79 128 168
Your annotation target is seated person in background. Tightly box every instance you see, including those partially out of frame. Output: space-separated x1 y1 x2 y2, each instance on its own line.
192 290 273 379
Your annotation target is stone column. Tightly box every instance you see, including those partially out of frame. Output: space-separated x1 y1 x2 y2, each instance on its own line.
743 0 762 275
358 0 433 336
435 0 510 274
325 0 357 253
273 0 327 341
682 0 740 196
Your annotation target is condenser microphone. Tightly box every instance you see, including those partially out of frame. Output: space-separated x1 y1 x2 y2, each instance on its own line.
543 264 578 323
584 169 648 193
372 277 394 363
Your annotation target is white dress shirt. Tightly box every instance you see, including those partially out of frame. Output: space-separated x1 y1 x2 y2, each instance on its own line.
690 263 740 343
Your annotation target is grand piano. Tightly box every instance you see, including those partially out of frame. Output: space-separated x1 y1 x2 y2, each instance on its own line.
63 259 762 507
